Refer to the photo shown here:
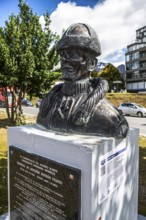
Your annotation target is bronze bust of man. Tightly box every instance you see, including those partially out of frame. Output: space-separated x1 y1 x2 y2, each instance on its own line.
37 23 129 138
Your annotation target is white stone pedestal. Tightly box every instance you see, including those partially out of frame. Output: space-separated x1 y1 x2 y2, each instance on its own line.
8 125 139 220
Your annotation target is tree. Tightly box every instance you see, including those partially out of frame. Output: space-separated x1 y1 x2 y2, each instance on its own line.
0 0 60 124
98 63 124 91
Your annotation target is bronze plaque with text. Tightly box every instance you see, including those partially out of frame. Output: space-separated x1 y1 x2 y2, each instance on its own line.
9 146 81 220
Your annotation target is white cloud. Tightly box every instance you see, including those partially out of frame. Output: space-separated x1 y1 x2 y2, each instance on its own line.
40 0 146 66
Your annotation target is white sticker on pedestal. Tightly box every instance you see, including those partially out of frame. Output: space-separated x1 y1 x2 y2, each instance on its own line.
98 141 127 204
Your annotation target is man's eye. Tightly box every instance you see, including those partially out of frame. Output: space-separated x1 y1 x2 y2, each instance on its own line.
67 49 75 55
71 52 79 59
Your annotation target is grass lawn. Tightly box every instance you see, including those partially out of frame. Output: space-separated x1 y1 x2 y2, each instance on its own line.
0 111 35 215
0 110 146 216
0 112 11 215
106 92 146 108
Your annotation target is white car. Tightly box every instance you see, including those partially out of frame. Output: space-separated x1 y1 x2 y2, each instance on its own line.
118 102 146 117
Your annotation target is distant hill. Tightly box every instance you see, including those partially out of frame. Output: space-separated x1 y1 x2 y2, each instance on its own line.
117 64 126 78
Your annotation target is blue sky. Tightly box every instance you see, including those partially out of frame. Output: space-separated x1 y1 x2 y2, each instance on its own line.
0 0 146 66
0 0 99 27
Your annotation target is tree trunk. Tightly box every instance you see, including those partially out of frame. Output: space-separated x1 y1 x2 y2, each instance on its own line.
3 87 24 124
3 87 11 120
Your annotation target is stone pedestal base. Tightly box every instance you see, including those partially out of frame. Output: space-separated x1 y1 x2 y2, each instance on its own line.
8 125 139 220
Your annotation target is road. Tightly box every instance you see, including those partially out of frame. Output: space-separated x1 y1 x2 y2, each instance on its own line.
1 107 146 136
22 106 39 116
125 116 146 136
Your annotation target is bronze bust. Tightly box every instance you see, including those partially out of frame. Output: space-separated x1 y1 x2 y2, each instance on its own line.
37 23 129 138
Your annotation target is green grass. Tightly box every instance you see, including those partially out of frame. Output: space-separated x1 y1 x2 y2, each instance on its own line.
0 105 146 216
106 92 146 108
0 112 9 214
0 111 35 215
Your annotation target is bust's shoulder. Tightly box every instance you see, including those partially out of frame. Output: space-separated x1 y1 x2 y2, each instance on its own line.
44 83 63 98
40 83 63 106
50 83 63 93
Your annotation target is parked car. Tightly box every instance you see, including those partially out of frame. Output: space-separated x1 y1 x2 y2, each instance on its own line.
36 99 42 108
21 98 33 107
0 100 5 108
118 102 146 117
0 87 15 107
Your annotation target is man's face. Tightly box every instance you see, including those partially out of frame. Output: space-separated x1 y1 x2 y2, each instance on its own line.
59 49 89 81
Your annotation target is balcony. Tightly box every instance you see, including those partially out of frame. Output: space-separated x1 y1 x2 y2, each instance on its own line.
126 71 146 82
140 53 146 58
140 62 146 68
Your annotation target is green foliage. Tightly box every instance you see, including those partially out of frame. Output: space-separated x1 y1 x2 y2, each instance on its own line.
0 0 60 124
99 63 124 91
28 71 62 98
15 110 26 126
90 70 100 78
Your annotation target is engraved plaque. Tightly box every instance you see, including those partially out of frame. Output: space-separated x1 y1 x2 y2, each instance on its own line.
9 146 81 220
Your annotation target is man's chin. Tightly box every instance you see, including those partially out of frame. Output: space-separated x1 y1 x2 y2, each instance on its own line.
62 72 83 82
63 78 75 82
63 78 82 83
62 73 75 81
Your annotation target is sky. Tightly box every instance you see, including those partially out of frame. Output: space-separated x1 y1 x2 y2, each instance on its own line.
0 0 146 67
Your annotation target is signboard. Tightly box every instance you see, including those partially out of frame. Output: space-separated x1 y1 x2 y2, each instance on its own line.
9 146 81 220
98 141 127 204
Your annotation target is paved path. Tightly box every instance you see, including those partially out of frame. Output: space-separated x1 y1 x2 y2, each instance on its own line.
125 116 146 136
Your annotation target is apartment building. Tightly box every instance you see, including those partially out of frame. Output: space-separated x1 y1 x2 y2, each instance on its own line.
125 25 146 92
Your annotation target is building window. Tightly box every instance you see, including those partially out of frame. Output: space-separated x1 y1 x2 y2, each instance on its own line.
127 83 132 90
126 52 139 62
126 73 132 79
131 52 139 60
138 82 144 89
135 52 139 59
133 82 138 89
140 62 146 68
126 54 130 62
131 62 139 69
126 63 132 71
142 72 146 77
128 45 136 52
140 52 146 58
133 71 140 78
